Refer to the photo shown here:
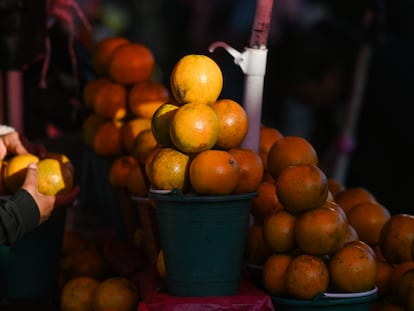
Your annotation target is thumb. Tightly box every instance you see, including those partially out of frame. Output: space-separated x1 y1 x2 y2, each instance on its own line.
23 162 39 188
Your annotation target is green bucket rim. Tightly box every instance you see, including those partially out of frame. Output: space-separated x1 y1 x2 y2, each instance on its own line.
148 188 258 202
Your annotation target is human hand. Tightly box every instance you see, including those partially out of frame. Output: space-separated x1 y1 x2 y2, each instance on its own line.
0 131 47 160
21 162 55 224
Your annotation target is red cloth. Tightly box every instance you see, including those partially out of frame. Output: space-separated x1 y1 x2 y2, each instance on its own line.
134 268 275 311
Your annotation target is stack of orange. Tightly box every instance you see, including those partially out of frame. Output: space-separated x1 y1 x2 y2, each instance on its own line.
146 54 264 197
81 36 170 160
244 132 397 304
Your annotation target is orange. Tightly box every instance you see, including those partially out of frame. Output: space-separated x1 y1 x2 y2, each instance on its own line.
344 223 360 243
151 102 180 147
92 80 127 120
327 178 346 197
60 276 100 311
228 147 264 194
262 253 293 296
373 243 387 262
37 158 74 195
322 200 347 221
92 36 130 77
148 147 190 191
144 146 162 183
262 209 297 253
262 170 276 184
170 54 223 105
211 98 248 149
107 42 155 85
244 224 273 266
395 268 414 307
93 276 140 311
295 204 348 255
404 279 414 311
92 120 124 156
189 149 240 195
156 249 166 278
345 240 376 257
266 135 318 180
389 261 414 302
169 102 219 154
259 125 284 169
130 128 158 165
346 201 391 246
60 244 110 283
375 259 393 298
379 214 414 265
328 242 377 293
128 80 170 118
81 113 106 148
334 186 377 214
276 163 328 214
285 254 330 300
108 155 138 188
125 163 149 197
3 153 40 193
82 78 111 109
250 181 283 224
62 229 89 257
120 117 152 153
45 152 75 176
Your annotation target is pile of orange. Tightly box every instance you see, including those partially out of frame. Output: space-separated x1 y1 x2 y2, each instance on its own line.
81 36 170 159
59 229 141 311
146 54 263 196
243 129 414 309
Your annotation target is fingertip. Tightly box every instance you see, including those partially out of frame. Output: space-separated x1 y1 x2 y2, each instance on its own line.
27 162 38 169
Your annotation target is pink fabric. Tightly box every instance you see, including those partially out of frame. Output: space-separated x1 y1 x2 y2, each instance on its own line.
135 269 275 311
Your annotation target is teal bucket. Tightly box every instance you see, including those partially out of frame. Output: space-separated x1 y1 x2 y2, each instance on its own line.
0 207 67 300
149 189 256 297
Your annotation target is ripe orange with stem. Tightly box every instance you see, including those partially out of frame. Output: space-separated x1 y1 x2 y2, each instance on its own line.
169 102 219 154
170 54 223 105
189 149 240 195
